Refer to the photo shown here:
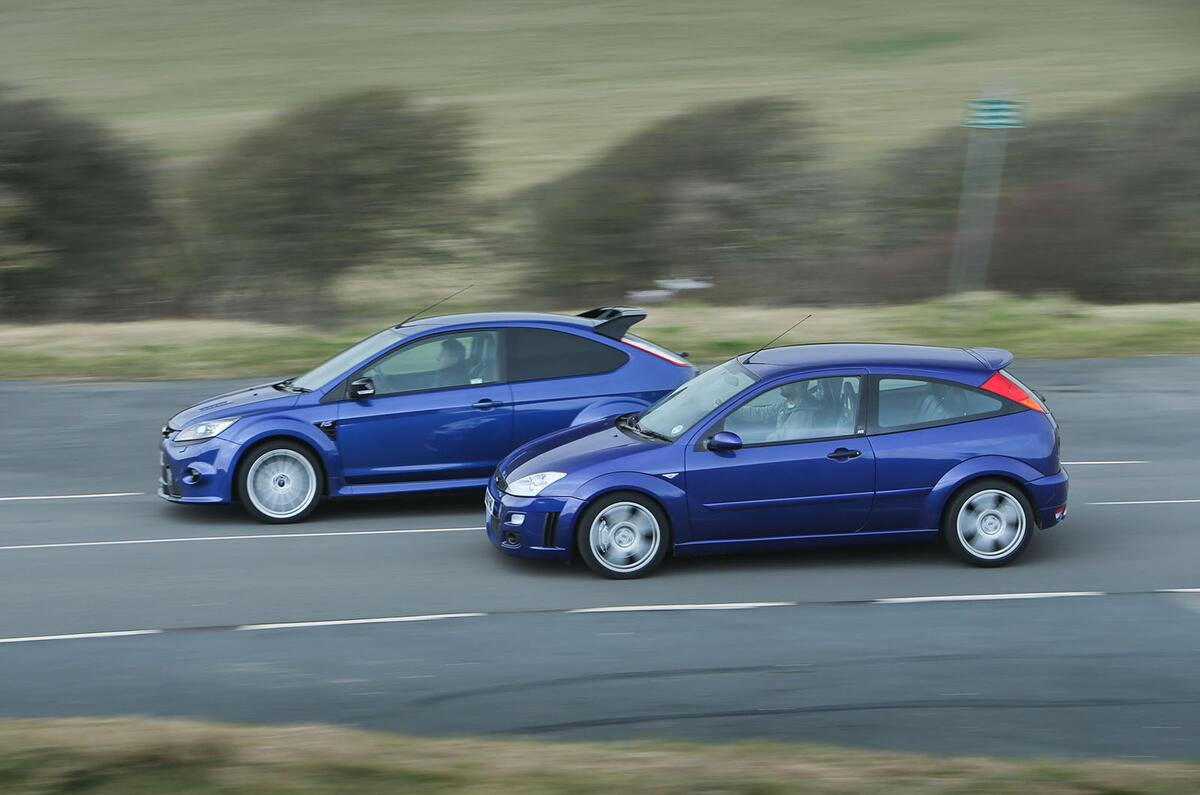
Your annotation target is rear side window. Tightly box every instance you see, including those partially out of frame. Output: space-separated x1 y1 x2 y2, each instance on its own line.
505 328 629 382
875 377 1006 431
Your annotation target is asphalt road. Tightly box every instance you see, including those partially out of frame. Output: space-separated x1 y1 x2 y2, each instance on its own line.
1 357 1198 760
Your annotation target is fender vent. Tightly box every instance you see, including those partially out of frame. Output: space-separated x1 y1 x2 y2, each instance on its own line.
314 420 337 441
542 512 560 548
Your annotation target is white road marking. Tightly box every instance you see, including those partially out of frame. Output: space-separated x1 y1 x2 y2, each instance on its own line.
1088 499 1200 506
2 589 1195 645
568 602 796 613
0 629 161 645
0 526 482 552
875 591 1103 604
235 613 486 632
0 492 143 502
1061 460 1148 465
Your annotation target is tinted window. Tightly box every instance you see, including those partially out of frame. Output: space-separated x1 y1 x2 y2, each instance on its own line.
506 328 628 382
361 330 500 396
638 360 758 441
724 376 861 444
876 377 1005 430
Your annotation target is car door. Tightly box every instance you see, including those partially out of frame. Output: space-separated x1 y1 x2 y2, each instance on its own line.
503 327 632 446
683 373 875 542
335 329 514 486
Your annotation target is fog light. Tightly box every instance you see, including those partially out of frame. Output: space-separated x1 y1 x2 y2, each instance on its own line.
506 513 525 526
183 467 202 485
1055 506 1067 521
503 531 521 546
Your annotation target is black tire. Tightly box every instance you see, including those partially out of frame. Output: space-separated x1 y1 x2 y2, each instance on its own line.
942 478 1033 567
576 491 670 579
236 440 324 524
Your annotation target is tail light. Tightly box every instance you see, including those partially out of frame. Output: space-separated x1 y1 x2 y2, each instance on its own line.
980 370 1046 412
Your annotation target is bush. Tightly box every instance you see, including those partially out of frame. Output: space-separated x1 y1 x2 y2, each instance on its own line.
527 98 844 304
0 87 167 320
190 89 474 322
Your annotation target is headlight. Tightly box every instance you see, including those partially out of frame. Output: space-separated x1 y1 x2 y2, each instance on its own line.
175 417 240 442
506 471 566 497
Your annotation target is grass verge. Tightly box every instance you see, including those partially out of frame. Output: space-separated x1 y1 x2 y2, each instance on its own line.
1 717 1198 794
2 295 1198 380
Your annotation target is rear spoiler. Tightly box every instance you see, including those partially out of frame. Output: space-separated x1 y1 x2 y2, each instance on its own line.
577 306 647 339
965 347 1014 371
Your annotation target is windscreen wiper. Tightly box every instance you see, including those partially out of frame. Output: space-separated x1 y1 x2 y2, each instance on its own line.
624 414 672 443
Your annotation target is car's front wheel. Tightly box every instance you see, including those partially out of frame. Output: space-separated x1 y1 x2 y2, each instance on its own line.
577 492 669 579
943 478 1032 567
238 441 323 524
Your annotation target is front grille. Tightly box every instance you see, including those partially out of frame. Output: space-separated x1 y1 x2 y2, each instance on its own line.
542 512 560 548
160 459 181 498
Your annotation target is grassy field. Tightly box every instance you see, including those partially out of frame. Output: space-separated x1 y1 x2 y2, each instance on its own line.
3 294 1198 380
2 1 1197 195
2 717 1198 793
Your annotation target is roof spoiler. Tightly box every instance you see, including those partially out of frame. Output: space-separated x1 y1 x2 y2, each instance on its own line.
965 347 1015 371
577 306 647 339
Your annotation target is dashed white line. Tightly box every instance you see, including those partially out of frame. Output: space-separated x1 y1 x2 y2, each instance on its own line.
0 629 161 645
0 526 482 552
1061 461 1148 465
1157 588 1200 594
568 602 797 614
0 492 143 502
235 613 486 632
875 591 1103 604
1088 499 1200 506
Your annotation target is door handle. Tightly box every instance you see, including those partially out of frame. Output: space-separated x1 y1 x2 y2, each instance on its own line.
473 398 502 410
827 447 861 461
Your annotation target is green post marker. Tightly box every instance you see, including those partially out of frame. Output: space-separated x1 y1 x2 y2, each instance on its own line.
949 97 1024 294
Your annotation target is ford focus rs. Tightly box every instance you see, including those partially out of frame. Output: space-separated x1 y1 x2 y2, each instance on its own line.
486 343 1067 578
159 307 694 522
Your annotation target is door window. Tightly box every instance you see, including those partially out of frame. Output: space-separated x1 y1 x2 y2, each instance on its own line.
505 328 628 382
362 330 500 396
875 377 1006 431
722 376 861 445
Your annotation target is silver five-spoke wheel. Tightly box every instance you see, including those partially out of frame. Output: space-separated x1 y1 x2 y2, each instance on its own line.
943 479 1032 567
240 443 322 523
578 493 669 578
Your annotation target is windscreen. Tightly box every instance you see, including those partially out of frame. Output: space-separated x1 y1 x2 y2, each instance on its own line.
291 328 405 392
637 360 758 441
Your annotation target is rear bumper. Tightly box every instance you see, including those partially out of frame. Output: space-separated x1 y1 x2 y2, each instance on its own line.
485 479 582 560
1029 468 1069 529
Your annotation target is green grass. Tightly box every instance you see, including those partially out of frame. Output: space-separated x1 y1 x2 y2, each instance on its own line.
1 718 1198 794
1 0 1197 194
2 294 1198 380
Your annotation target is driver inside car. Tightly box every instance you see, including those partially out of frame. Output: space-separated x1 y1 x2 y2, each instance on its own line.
436 338 470 387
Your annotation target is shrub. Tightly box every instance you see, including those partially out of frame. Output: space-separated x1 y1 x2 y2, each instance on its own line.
527 98 843 304
0 86 167 320
190 89 474 322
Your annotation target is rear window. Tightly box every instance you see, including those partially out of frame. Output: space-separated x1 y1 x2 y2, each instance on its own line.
505 328 629 382
875 377 1006 431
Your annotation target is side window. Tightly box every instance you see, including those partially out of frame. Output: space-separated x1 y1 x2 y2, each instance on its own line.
506 328 629 382
363 330 500 396
875 377 1005 430
723 376 860 445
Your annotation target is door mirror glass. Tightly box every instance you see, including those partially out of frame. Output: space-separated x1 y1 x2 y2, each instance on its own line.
706 431 743 451
348 377 376 400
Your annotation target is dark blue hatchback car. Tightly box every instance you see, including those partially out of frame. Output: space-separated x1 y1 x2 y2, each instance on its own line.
159 308 694 522
487 343 1068 578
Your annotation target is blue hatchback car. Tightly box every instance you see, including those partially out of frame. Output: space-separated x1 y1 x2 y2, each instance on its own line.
487 343 1068 578
159 307 695 522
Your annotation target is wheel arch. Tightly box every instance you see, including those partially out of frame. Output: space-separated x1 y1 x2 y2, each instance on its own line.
230 433 331 502
930 465 1042 531
569 474 685 560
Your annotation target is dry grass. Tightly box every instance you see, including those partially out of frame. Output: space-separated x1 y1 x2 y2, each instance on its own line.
1 717 1198 794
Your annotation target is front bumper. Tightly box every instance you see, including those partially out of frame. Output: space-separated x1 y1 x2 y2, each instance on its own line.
485 479 582 560
1029 468 1069 529
158 435 239 504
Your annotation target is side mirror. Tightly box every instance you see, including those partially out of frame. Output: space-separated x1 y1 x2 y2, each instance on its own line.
706 431 742 452
348 377 376 400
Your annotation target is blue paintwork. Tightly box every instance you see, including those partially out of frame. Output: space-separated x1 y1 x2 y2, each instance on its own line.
159 312 695 508
489 343 1067 564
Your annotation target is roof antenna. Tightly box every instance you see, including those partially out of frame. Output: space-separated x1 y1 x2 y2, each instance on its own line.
395 284 473 328
744 314 812 364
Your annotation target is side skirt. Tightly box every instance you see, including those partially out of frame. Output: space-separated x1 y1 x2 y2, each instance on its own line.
673 528 939 558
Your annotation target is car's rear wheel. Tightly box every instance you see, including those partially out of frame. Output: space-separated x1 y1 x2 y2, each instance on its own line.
238 441 322 523
577 492 669 579
943 478 1032 567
